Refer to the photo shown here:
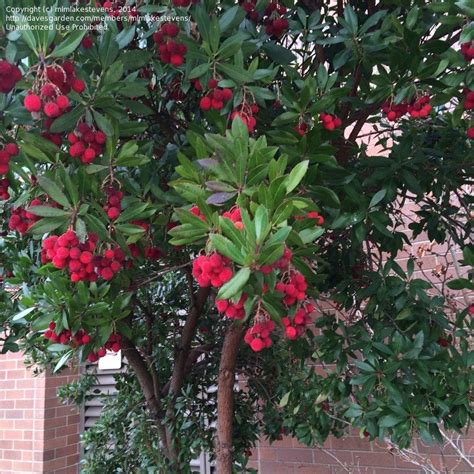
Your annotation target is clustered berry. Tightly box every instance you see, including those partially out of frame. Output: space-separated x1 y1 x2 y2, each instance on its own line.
103 187 123 220
153 23 187 67
222 207 243 230
172 0 195 6
0 179 10 200
263 2 289 38
95 247 126 281
0 60 22 94
192 253 233 288
461 41 474 62
244 319 275 351
24 62 84 118
294 123 308 136
199 79 233 111
381 95 432 121
190 205 206 221
0 142 19 176
44 322 92 346
240 0 259 22
407 95 432 118
275 270 307 305
68 123 106 164
42 231 99 282
87 333 123 362
295 211 325 225
231 103 259 132
463 89 474 110
260 246 292 274
282 303 314 340
320 113 342 131
81 35 94 49
8 199 41 234
216 294 247 320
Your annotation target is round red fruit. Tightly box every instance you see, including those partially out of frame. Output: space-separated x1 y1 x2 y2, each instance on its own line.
24 94 42 112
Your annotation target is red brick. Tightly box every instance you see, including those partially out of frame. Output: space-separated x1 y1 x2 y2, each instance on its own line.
277 448 314 463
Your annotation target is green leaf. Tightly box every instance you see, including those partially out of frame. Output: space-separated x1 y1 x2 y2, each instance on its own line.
92 111 114 136
53 349 74 373
254 205 270 244
286 161 309 194
279 391 291 407
369 189 387 208
263 43 296 65
209 234 245 265
28 217 68 235
217 267 251 300
49 106 85 133
11 307 36 322
25 206 71 218
310 185 340 208
447 278 474 290
379 415 403 428
51 31 86 57
38 176 71 209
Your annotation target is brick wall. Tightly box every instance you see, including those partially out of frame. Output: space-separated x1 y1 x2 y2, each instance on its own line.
0 350 80 474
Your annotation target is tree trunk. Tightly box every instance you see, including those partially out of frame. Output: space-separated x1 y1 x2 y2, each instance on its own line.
216 324 244 474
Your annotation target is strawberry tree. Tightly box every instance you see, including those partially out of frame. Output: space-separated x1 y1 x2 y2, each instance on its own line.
0 0 473 472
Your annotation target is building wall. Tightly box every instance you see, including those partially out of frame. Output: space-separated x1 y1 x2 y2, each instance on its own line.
0 350 80 474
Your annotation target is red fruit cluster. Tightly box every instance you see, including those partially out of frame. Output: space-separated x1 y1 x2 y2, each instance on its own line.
222 207 243 229
8 199 41 234
0 179 10 200
461 41 474 62
0 60 22 93
407 95 432 118
282 303 314 340
190 205 206 221
382 95 432 121
68 123 106 164
294 123 308 136
231 103 259 132
216 294 247 320
172 0 194 6
296 211 324 225
192 253 233 288
44 322 91 346
24 82 72 119
320 113 342 131
199 79 233 111
95 247 126 280
468 128 474 140
87 333 123 362
103 187 123 220
128 243 162 260
381 101 408 121
42 231 99 282
276 271 307 305
81 35 94 48
437 337 449 347
260 246 292 274
153 23 187 67
0 142 19 175
47 61 84 94
240 0 259 22
463 89 474 110
263 2 288 37
244 319 275 352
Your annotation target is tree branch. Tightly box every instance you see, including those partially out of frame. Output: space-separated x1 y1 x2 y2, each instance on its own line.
216 323 245 473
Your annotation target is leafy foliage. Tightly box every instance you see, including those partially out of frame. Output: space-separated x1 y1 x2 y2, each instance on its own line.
0 0 472 470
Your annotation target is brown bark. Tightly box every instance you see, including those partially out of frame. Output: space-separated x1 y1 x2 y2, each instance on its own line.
216 324 245 474
165 284 210 460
